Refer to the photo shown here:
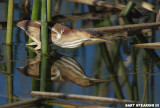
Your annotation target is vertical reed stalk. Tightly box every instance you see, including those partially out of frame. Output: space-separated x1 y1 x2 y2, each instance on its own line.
118 57 133 100
149 57 154 103
47 0 52 22
93 18 124 99
41 0 48 54
99 43 124 99
28 0 41 43
6 46 13 103
40 0 50 91
30 0 41 91
131 46 139 101
6 0 14 45
150 30 155 104
141 50 149 104
120 1 135 16
30 50 40 91
31 0 41 20
40 55 49 91
29 0 41 69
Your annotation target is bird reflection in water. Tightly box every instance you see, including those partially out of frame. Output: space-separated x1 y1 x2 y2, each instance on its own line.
17 52 109 87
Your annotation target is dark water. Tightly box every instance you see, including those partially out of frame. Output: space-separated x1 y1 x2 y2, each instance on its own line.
0 0 160 108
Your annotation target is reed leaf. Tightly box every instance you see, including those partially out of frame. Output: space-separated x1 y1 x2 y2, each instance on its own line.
31 91 135 104
120 1 135 16
130 0 157 13
67 0 125 10
85 22 160 34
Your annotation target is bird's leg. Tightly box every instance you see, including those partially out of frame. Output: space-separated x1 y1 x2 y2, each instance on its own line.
55 27 64 40
26 42 37 46
51 27 63 40
51 66 62 81
51 27 59 34
34 42 41 50
60 26 64 34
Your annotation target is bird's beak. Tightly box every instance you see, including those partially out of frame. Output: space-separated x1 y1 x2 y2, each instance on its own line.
89 79 111 85
17 22 21 28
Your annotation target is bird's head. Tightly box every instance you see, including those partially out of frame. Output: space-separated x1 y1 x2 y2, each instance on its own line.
17 20 41 31
17 20 30 30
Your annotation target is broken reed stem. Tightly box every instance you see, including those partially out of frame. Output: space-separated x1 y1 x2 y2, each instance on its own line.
0 59 31 64
0 71 12 76
0 98 43 108
54 0 62 13
67 0 125 10
30 91 136 104
134 42 160 49
84 22 160 34
120 1 136 16
6 0 14 45
45 100 108 108
130 0 157 13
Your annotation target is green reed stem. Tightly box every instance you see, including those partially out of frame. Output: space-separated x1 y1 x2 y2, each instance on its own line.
131 46 139 101
29 49 40 91
141 50 149 104
118 57 133 100
6 46 13 103
41 0 48 54
120 1 135 16
99 43 124 99
6 0 14 45
31 0 41 20
92 16 123 99
47 0 52 22
28 0 41 43
40 55 49 91
29 0 41 90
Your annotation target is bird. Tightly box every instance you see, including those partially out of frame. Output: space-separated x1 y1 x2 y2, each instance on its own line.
17 52 110 87
17 20 111 50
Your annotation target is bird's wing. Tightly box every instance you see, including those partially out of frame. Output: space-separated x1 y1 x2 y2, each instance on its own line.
27 26 41 42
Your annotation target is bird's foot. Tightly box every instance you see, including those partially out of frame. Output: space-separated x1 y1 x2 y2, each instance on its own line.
26 42 37 46
26 46 40 53
34 45 41 50
26 43 41 51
